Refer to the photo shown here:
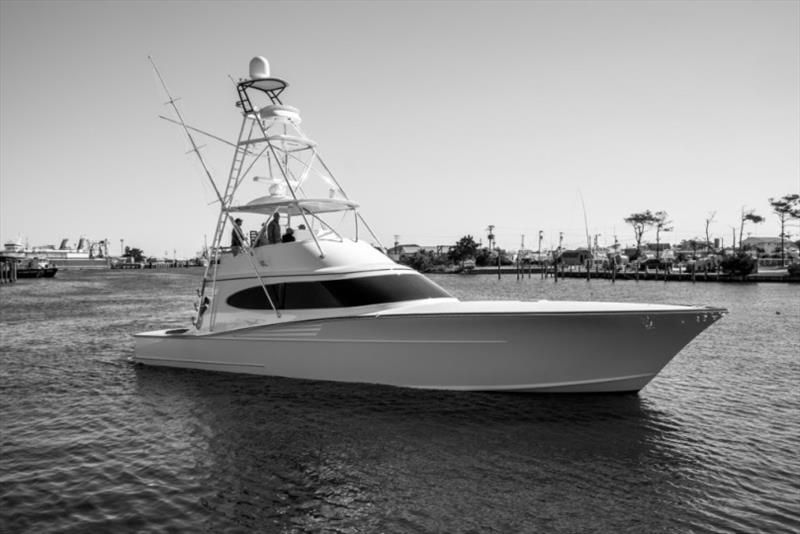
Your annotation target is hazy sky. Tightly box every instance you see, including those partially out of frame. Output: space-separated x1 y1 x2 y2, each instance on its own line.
1 0 798 258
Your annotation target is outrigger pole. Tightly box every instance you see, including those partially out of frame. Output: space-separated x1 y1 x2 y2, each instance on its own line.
148 56 281 325
148 57 226 209
158 115 249 152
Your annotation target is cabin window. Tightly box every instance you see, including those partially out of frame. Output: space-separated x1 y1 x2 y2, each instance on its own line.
226 273 452 310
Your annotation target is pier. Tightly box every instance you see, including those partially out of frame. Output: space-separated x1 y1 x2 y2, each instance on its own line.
110 260 202 270
467 265 798 283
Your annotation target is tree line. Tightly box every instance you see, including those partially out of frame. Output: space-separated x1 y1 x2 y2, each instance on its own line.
623 193 799 264
398 193 799 274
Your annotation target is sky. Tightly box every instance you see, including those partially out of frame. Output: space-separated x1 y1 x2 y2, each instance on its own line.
1 0 798 258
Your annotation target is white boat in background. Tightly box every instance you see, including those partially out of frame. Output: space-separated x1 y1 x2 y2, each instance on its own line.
2 238 110 269
134 57 725 393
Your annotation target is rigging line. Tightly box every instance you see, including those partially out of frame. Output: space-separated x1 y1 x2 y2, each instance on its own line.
158 115 269 163
235 143 270 191
159 115 238 150
275 150 312 197
311 150 384 249
248 141 309 199
262 110 386 252
284 135 383 249
284 149 334 188
310 210 344 241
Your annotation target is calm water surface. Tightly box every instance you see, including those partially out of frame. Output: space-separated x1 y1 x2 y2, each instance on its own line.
1 270 798 533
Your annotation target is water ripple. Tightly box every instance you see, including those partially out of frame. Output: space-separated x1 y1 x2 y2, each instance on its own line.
1 271 798 533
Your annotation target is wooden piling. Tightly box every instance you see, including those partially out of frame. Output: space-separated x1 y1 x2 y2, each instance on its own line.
1 258 17 284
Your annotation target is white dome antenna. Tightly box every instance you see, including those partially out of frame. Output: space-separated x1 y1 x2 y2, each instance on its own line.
249 56 270 79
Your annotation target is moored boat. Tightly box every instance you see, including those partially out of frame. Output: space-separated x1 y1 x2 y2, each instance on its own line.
16 259 58 278
2 238 110 269
134 57 726 393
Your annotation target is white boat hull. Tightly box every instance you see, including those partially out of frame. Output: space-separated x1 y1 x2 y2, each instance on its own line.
134 306 724 393
137 58 728 395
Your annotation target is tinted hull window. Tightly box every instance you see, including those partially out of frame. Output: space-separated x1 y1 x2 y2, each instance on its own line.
226 274 452 310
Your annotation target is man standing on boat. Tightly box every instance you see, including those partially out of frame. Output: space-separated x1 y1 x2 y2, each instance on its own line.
231 218 244 255
267 213 281 244
254 222 269 247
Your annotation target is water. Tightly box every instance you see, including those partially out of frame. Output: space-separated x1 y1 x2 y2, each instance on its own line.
1 270 798 533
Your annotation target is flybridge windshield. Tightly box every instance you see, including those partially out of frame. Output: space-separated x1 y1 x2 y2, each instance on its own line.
226 274 452 310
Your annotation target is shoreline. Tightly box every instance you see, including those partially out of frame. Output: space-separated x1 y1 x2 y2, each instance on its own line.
5 263 798 284
446 266 799 283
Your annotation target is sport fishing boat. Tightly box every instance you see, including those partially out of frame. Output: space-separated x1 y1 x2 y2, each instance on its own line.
135 57 725 393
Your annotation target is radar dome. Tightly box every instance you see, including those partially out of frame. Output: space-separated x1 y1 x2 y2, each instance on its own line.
249 56 270 79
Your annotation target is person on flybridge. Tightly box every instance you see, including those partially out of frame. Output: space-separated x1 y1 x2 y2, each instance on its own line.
253 214 286 247
267 213 281 244
230 218 244 255
254 222 269 247
282 228 296 243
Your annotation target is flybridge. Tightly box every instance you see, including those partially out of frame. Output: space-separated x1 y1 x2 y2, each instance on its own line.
219 56 382 258
151 56 382 260
151 55 386 326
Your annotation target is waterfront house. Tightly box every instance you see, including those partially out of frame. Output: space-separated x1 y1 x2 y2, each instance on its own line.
741 236 798 256
560 249 592 266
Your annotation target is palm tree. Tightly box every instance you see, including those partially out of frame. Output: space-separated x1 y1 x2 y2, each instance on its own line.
769 194 800 266
705 211 716 252
738 209 764 253
624 210 657 257
653 211 673 261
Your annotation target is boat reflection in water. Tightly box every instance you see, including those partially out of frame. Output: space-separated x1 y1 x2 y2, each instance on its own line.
135 57 725 393
131 364 696 531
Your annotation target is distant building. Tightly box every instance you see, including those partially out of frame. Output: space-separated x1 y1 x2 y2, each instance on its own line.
387 244 452 262
644 242 672 252
560 249 591 266
740 236 797 255
387 244 419 262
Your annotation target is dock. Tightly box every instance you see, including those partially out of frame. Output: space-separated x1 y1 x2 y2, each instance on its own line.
466 265 798 283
